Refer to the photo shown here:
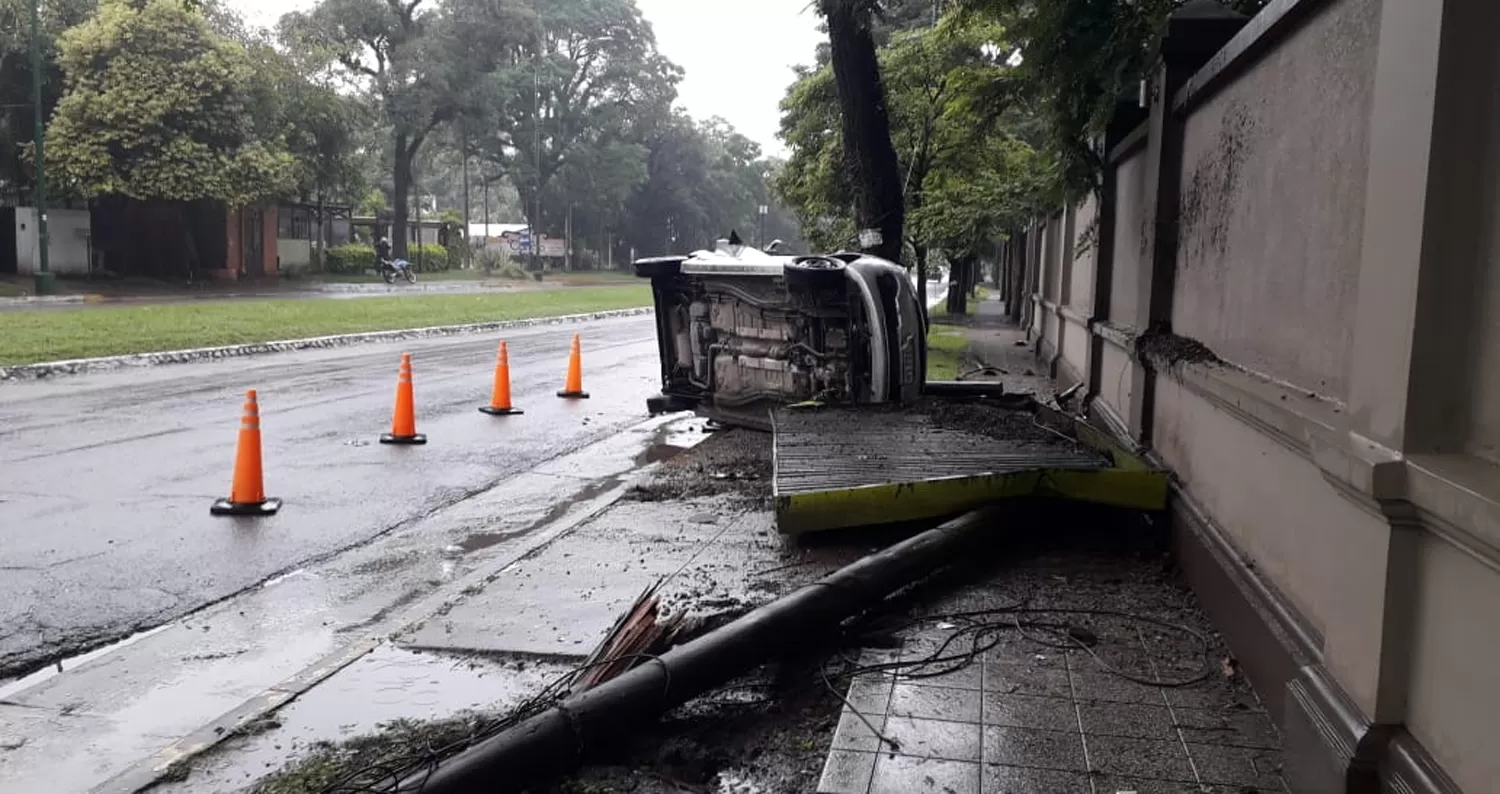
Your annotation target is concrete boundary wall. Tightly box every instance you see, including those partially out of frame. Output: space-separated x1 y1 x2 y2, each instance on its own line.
1000 0 1496 791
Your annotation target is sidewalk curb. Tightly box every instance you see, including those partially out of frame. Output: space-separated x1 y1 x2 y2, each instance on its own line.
0 306 654 382
92 472 644 794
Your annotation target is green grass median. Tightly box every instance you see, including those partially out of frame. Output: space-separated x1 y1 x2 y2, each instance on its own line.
0 286 651 366
926 323 968 380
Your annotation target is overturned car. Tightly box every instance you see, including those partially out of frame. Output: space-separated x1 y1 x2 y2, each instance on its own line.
633 237 927 429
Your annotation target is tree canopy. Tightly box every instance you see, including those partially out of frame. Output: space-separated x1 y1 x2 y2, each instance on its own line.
14 0 806 277
45 0 296 204
957 0 1267 196
776 7 1050 305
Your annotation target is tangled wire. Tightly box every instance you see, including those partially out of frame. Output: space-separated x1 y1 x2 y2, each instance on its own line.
820 601 1215 753
299 591 1212 794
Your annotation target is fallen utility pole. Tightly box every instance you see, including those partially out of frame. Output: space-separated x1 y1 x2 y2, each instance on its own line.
402 506 1008 794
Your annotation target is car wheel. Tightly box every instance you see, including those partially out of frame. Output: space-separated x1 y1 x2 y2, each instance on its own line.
633 256 686 279
784 256 847 290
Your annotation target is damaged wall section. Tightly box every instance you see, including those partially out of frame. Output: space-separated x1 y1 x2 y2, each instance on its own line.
1008 0 1500 793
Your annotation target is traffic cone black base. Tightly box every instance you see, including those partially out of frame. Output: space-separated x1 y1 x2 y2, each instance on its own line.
556 390 590 399
211 497 283 516
479 406 525 416
380 433 428 445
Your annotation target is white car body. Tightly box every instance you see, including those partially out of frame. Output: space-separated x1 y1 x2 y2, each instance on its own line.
634 239 928 429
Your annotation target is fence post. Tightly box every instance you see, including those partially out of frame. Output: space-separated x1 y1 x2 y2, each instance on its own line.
1128 3 1247 445
1085 100 1143 409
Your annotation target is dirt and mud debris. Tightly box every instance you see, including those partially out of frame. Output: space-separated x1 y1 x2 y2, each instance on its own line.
625 428 773 508
776 398 1096 462
237 714 504 794
537 662 844 794
1181 99 1258 263
1136 330 1223 370
916 398 1066 446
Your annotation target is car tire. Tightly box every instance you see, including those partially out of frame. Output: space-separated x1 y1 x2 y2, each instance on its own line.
633 256 686 279
784 256 847 290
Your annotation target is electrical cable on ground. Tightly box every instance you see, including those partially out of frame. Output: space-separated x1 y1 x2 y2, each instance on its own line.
308 593 1214 794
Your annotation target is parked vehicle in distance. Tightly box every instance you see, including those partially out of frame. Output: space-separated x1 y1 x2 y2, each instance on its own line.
634 236 927 429
379 257 417 285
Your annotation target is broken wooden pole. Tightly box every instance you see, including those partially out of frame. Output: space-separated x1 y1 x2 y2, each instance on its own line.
402 506 1008 794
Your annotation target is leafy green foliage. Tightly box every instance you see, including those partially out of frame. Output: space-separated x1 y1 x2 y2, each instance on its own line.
775 64 854 251
959 0 1267 195
409 242 449 271
45 0 296 203
464 0 678 249
777 10 1050 261
279 0 529 256
0 0 97 198
325 243 375 273
623 113 802 256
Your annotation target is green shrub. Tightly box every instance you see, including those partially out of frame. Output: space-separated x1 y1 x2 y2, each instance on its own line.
326 244 375 274
474 247 508 272
495 261 531 280
410 243 449 272
446 237 471 270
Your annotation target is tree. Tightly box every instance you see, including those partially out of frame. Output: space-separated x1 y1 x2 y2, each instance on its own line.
817 0 905 264
46 0 295 204
0 0 96 198
467 0 679 263
958 0 1267 195
778 12 1044 302
775 63 855 252
281 0 525 259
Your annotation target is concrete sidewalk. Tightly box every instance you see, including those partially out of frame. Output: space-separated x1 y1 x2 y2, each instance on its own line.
816 540 1288 794
134 427 864 794
937 291 1052 397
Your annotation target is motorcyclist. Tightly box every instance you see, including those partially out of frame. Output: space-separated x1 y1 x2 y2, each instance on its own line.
374 236 393 270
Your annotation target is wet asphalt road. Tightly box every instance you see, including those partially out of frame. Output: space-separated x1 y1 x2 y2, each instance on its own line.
0 315 664 679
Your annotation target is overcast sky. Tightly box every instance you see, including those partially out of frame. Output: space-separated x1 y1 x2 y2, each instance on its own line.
232 0 825 157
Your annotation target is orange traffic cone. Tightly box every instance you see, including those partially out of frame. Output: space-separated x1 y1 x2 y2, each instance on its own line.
479 341 524 416
211 390 282 516
381 352 428 445
557 334 590 399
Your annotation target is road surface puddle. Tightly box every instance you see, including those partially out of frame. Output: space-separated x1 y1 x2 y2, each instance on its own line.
634 415 711 466
0 624 171 702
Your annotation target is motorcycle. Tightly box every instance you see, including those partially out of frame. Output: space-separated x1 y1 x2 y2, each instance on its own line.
378 257 418 285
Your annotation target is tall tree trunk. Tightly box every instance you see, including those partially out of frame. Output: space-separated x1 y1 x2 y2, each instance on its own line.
461 125 472 270
1008 230 1028 322
947 255 973 316
823 0 904 264
393 132 412 260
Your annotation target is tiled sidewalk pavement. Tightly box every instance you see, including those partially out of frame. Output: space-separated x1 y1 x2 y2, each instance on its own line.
817 554 1287 794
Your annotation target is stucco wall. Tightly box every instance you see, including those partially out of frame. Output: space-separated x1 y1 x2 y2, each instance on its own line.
1069 195 1097 312
1172 0 1379 401
1404 532 1499 793
15 208 90 276
1020 0 1493 787
1152 373 1396 658
278 239 313 272
1110 148 1149 330
1047 213 1065 305
1097 343 1135 431
1061 320 1089 382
